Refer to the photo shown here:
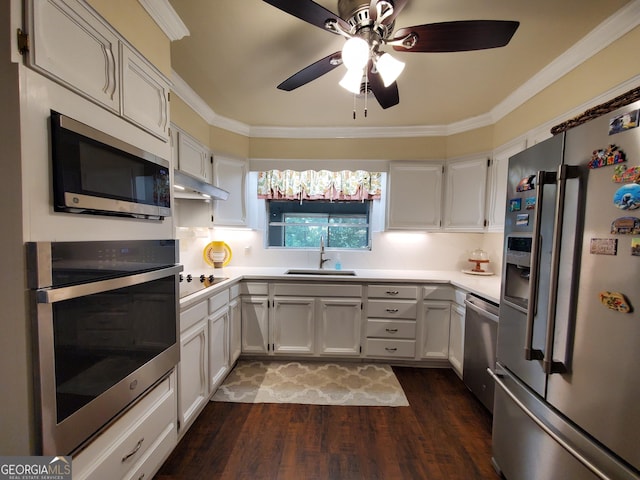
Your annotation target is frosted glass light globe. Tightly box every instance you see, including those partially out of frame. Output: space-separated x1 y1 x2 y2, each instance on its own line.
341 37 369 71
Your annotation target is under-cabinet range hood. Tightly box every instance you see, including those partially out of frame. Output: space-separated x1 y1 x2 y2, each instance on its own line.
173 169 229 201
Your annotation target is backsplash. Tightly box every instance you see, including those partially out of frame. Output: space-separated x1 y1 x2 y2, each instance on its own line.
177 227 504 275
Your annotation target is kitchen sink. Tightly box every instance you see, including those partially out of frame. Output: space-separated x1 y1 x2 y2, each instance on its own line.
285 269 357 276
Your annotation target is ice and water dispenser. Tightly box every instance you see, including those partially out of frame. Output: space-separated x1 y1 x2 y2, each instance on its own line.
503 236 532 310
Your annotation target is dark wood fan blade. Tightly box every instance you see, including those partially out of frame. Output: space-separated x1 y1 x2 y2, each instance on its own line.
392 20 519 52
367 66 399 109
277 52 342 91
263 0 350 34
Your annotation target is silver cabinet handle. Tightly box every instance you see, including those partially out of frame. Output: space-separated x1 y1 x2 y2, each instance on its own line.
385 347 397 352
386 308 399 313
524 170 555 361
122 437 144 462
386 290 399 296
385 328 398 333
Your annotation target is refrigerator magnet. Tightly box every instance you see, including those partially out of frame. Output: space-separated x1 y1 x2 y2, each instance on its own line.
516 214 529 226
525 197 536 210
516 175 536 192
589 238 617 255
509 198 522 212
608 109 639 135
588 144 626 169
599 291 632 314
632 238 640 256
610 217 640 234
613 183 640 210
612 165 640 183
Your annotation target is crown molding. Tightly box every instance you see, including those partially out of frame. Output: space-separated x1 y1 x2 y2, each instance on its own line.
168 0 640 139
138 0 189 41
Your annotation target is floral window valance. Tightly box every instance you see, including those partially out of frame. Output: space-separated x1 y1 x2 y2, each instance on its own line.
257 170 382 201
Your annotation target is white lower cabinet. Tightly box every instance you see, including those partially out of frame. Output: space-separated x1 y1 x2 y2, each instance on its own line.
209 306 229 391
318 297 362 356
272 297 315 355
229 288 242 364
177 300 208 436
240 283 270 354
421 301 451 360
72 372 177 480
449 299 466 378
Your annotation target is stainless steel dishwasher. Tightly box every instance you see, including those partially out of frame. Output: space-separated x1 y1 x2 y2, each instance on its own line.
463 293 499 413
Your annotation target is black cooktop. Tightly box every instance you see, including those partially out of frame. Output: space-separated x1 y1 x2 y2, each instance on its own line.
179 273 227 298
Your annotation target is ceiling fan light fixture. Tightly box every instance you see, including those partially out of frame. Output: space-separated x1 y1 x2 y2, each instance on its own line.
339 67 364 94
341 37 370 70
376 52 405 87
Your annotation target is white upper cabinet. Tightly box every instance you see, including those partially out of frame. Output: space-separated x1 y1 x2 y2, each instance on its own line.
176 129 211 182
443 155 489 232
120 44 170 139
26 0 120 113
25 0 170 140
213 155 248 227
386 162 443 230
486 140 527 232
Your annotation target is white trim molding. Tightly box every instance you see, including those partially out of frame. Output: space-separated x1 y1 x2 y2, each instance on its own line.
138 0 189 41
168 0 640 139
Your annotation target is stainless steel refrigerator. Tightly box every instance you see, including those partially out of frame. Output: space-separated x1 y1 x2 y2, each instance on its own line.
491 99 640 480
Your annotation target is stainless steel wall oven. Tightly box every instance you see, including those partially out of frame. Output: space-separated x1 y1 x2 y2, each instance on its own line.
27 240 182 456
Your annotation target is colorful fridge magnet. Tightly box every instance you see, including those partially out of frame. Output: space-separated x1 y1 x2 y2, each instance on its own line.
611 217 640 234
632 238 640 256
613 183 640 210
516 175 536 192
516 214 529 226
525 197 536 210
608 109 639 135
599 291 632 313
589 238 618 255
612 165 640 183
588 145 626 169
509 198 522 212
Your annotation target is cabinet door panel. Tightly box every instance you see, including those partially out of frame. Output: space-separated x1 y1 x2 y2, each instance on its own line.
209 309 229 391
177 132 210 181
229 299 241 364
178 323 208 434
121 45 169 140
444 157 488 231
213 156 247 226
272 297 315 355
318 298 361 356
241 297 269 353
421 301 451 359
449 303 466 377
28 0 120 112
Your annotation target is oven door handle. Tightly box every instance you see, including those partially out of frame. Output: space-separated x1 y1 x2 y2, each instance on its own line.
36 265 183 303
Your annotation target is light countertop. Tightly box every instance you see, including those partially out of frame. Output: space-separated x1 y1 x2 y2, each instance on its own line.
179 266 501 308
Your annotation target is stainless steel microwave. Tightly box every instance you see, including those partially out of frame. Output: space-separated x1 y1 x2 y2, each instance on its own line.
51 111 171 219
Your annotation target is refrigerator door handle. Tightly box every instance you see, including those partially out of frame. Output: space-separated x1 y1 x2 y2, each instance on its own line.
543 164 582 374
524 170 556 361
488 367 617 480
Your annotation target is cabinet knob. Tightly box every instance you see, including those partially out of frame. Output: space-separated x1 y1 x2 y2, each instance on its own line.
385 328 398 333
386 290 399 296
385 347 398 352
386 308 399 313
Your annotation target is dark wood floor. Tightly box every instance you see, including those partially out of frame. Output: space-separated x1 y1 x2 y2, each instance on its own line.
155 366 499 480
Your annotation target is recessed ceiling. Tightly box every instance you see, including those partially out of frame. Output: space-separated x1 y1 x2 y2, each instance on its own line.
168 0 631 130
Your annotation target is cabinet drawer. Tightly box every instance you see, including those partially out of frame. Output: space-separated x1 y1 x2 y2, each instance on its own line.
73 372 177 480
180 300 208 333
239 282 269 295
273 283 362 297
368 284 418 299
368 299 417 319
366 339 416 358
454 288 468 306
229 283 240 299
366 319 416 339
208 289 229 313
122 422 176 480
423 285 454 301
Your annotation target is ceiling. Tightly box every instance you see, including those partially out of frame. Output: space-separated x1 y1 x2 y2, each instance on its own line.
167 0 632 131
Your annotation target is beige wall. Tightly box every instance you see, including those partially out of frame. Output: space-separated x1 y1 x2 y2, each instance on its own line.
170 94 210 145
87 0 171 76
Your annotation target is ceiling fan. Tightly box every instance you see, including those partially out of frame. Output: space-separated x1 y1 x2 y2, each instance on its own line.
263 0 519 111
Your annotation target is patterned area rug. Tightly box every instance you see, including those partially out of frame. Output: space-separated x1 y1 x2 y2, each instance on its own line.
212 360 409 407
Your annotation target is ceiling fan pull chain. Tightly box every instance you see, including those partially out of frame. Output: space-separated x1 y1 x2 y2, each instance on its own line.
353 92 357 120
364 69 368 118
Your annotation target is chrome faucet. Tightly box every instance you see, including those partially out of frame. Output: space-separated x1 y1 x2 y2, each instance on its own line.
319 236 331 269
